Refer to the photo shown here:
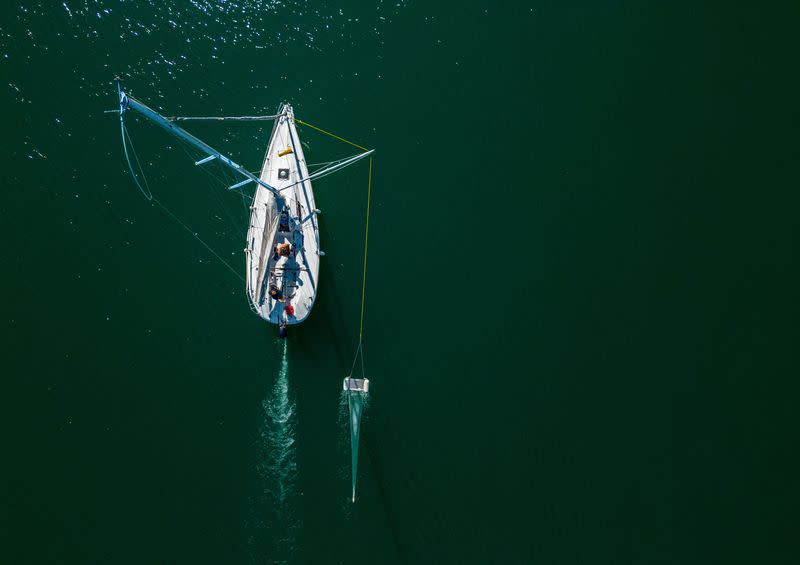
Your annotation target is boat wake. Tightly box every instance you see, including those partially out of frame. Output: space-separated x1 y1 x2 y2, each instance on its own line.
247 340 299 563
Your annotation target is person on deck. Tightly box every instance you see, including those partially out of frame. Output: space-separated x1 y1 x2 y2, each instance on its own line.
269 286 283 301
273 241 292 260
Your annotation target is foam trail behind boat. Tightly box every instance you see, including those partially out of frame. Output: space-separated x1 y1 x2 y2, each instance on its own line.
247 340 298 561
262 341 296 505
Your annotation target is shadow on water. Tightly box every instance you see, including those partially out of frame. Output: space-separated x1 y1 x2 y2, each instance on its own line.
246 340 300 564
337 391 407 563
318 265 351 373
362 417 408 563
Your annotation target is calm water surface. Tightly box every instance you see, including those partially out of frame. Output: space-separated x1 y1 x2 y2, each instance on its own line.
2 1 798 563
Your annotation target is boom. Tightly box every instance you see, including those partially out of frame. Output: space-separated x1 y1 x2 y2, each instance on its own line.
117 81 281 198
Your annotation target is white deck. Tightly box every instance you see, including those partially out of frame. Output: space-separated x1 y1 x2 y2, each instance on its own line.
245 105 319 325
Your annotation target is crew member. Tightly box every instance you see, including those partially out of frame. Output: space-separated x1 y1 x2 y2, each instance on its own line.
273 241 292 259
269 285 283 301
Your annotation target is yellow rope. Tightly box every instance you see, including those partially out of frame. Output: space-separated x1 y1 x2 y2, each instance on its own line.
359 157 373 341
296 116 372 344
295 118 369 152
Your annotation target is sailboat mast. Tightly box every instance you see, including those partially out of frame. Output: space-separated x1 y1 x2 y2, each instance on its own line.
117 83 281 198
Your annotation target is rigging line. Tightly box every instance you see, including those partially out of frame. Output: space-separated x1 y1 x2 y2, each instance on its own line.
240 184 248 210
307 154 371 183
176 141 248 239
209 185 247 240
358 157 374 342
285 116 317 238
181 137 254 204
295 118 368 152
306 155 358 175
117 97 243 285
122 123 153 201
348 340 362 378
360 341 366 383
229 185 254 201
177 140 228 185
167 114 279 122
346 158 374 378
307 159 340 168
151 196 245 283
277 151 373 193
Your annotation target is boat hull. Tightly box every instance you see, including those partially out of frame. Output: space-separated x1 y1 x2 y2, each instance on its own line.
245 105 319 326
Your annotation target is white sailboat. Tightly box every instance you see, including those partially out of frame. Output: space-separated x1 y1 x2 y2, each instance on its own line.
115 80 373 337
246 104 319 332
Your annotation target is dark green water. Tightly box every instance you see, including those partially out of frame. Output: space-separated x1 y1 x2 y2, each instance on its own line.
2 1 798 563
